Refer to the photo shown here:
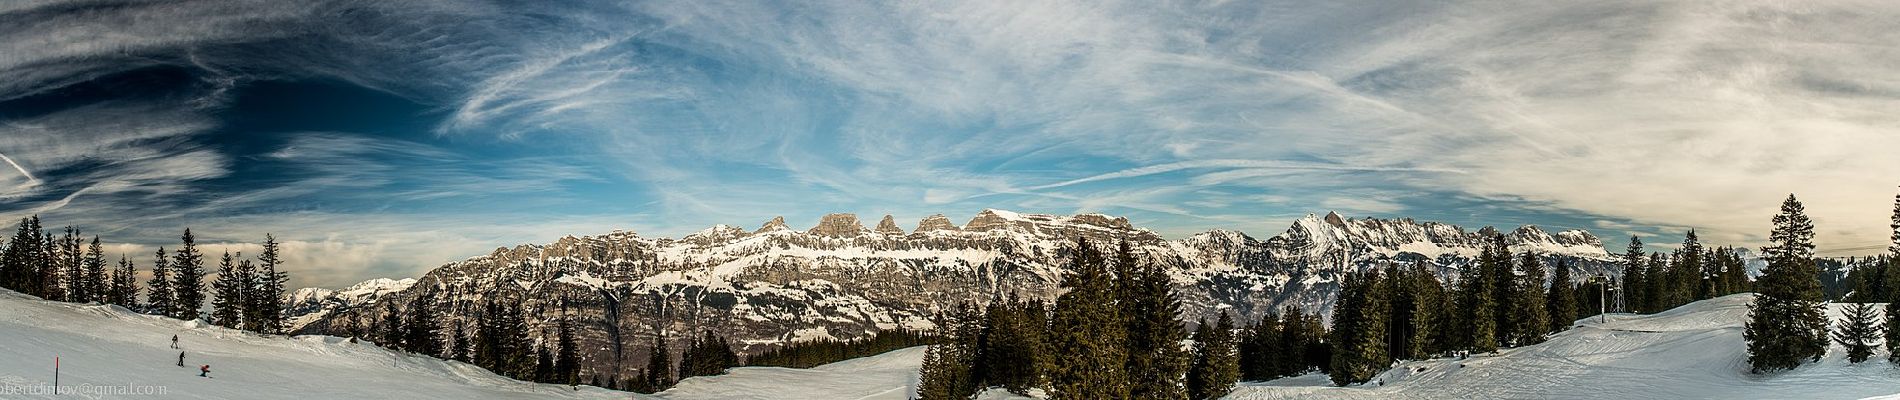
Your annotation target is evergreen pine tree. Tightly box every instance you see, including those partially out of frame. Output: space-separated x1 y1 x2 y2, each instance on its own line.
379 300 406 351
533 345 554 382
1512 252 1550 346
917 330 971 400
1457 235 1502 353
1891 188 1900 257
1328 270 1389 386
982 295 1046 395
251 234 290 334
1675 230 1706 304
555 314 582 386
1120 241 1189 400
1622 237 1646 313
1744 194 1830 373
209 251 247 328
1486 235 1520 347
80 236 106 303
1189 313 1240 399
645 335 675 391
1045 238 1128 400
1407 263 1447 358
31 219 53 299
447 322 468 362
50 227 78 302
0 218 34 294
1887 188 1900 362
405 288 442 357
147 248 173 316
1643 253 1667 313
1833 302 1882 363
109 254 139 308
1238 313 1281 381
1546 259 1579 333
170 229 206 321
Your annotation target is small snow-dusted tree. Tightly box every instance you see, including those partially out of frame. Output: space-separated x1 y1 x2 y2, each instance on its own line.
1834 302 1882 363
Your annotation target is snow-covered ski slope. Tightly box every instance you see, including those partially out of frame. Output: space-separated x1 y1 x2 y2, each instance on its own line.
0 288 930 399
1228 294 1900 399
0 289 624 399
654 346 925 400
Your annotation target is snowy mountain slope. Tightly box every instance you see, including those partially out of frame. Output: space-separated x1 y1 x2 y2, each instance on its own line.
1226 294 1900 400
291 209 1620 380
283 278 415 331
0 289 622 399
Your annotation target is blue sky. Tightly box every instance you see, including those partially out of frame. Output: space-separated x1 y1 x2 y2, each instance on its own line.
2 1 1897 288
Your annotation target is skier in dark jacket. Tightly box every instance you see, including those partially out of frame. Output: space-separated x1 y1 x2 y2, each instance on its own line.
200 364 210 377
171 335 179 349
177 351 185 367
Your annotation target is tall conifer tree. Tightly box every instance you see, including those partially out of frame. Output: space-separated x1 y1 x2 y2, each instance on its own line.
1189 313 1239 399
1744 195 1829 373
1546 259 1578 333
80 236 106 303
1512 252 1550 346
209 251 248 328
1622 237 1647 313
109 254 139 308
1328 270 1388 386
1046 239 1128 400
170 229 206 320
1119 241 1189 400
147 248 173 316
251 234 290 333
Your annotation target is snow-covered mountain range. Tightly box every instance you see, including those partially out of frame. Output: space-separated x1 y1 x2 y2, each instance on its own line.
288 210 1619 380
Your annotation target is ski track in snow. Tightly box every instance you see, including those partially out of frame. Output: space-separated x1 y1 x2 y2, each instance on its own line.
1227 294 1900 400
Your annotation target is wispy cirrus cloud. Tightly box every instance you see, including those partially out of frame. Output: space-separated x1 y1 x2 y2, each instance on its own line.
3 0 1897 288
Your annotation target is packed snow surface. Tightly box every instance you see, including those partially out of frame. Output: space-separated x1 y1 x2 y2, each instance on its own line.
0 287 929 399
655 347 926 400
1228 294 1900 400
0 289 623 399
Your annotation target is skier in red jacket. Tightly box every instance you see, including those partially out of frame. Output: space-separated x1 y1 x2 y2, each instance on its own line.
199 364 210 378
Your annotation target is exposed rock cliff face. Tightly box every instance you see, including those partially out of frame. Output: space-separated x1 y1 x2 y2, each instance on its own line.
291 210 1614 381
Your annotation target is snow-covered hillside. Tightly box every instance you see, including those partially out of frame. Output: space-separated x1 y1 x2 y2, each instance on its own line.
1227 294 1900 399
0 289 621 399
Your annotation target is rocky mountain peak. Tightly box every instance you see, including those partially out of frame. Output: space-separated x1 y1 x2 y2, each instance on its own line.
1322 211 1347 226
756 216 790 233
914 214 960 233
808 213 870 237
874 215 904 235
